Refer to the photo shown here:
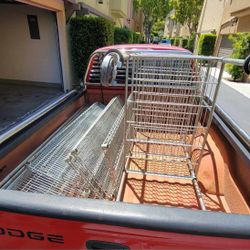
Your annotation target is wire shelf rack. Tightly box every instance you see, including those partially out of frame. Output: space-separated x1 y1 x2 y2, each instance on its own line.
2 99 124 200
123 54 226 210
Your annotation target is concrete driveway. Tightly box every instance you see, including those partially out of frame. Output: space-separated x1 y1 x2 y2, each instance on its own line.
0 82 63 134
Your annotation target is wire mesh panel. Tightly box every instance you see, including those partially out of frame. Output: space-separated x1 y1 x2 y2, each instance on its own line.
98 106 126 198
2 104 105 194
124 54 224 210
63 97 123 199
2 99 124 199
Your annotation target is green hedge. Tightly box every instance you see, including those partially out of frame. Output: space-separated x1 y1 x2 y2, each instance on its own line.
226 32 250 81
132 32 141 44
174 37 181 46
170 38 175 45
187 35 195 52
198 34 216 55
114 27 133 44
182 38 188 49
70 16 114 78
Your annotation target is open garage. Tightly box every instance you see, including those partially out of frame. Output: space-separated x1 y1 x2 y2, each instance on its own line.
0 0 73 134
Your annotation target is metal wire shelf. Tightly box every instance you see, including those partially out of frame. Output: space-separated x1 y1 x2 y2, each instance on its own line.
2 99 124 200
123 53 226 211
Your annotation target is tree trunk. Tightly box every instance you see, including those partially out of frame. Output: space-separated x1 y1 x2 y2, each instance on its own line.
145 22 153 43
187 22 193 36
146 28 151 43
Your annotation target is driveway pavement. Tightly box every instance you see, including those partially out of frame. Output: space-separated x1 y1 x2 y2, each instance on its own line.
0 82 63 134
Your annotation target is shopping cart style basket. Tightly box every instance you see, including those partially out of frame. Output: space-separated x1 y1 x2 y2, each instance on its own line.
122 53 249 210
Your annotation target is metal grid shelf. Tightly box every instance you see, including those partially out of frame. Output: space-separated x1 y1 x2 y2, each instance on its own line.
124 54 224 211
2 99 124 200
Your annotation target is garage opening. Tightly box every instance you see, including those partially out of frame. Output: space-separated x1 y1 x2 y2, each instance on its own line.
0 0 64 134
218 35 233 57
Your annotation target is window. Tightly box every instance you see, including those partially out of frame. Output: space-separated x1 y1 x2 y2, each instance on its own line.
27 15 40 39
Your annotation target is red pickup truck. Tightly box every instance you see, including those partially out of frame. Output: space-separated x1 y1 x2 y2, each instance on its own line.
0 44 249 249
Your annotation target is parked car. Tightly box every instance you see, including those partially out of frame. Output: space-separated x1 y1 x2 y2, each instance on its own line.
160 38 171 46
152 36 159 44
0 44 249 249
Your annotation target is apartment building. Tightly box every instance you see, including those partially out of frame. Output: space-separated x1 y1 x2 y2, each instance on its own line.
123 0 144 33
164 10 190 38
78 0 142 31
197 0 250 56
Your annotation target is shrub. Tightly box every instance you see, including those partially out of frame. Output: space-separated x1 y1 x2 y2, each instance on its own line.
226 32 250 81
70 16 114 78
198 33 216 55
132 32 141 44
174 37 181 46
170 38 175 45
151 31 158 37
182 38 189 49
114 27 133 44
140 38 146 44
187 34 195 52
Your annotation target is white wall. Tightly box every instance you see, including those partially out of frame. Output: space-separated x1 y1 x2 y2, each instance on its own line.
0 4 62 84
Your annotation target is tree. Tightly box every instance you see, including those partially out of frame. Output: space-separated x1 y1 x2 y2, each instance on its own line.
151 19 166 38
170 0 203 35
134 0 170 43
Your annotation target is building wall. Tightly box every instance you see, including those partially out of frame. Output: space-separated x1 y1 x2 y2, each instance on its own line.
196 0 250 56
164 12 181 38
220 0 232 26
122 0 143 32
220 0 250 34
179 25 190 37
133 9 144 33
228 0 250 16
197 0 224 34
172 23 181 37
81 0 111 17
123 0 133 29
80 0 130 28
0 4 62 84
78 0 142 31
17 0 74 92
164 15 174 37
237 15 250 32
164 10 189 38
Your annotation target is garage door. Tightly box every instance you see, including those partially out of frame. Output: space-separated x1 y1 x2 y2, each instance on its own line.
218 35 233 57
0 3 62 86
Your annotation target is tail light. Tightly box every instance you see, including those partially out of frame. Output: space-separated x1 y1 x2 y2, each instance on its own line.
85 54 101 83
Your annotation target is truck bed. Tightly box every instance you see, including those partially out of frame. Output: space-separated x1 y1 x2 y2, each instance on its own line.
1 98 248 215
0 92 249 249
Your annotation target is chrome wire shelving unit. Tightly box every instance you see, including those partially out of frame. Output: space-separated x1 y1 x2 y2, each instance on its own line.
123 53 231 210
1 98 125 200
